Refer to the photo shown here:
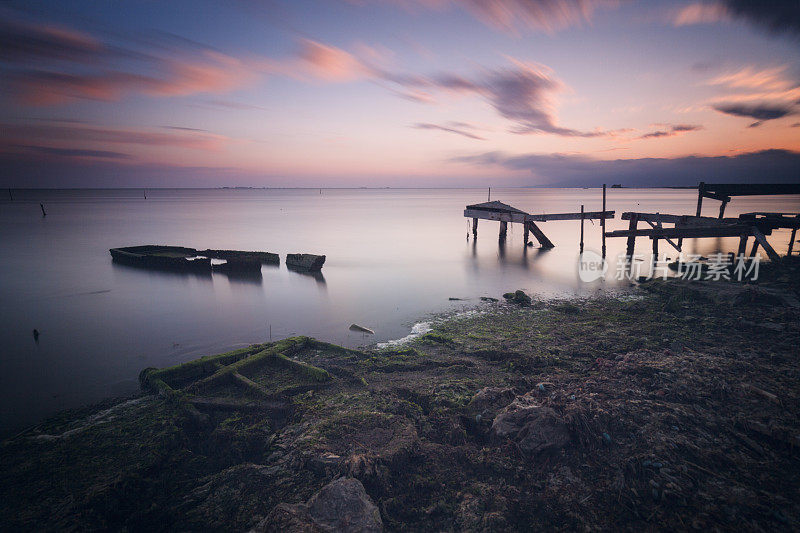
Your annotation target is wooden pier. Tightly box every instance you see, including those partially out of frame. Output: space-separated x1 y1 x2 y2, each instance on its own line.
464 200 614 249
696 182 800 219
607 210 800 260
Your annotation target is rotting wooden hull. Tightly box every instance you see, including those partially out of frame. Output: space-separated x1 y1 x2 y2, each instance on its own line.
286 253 326 271
109 245 211 272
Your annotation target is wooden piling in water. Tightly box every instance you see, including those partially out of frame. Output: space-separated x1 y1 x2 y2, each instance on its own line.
8 189 12 201
580 204 584 253
40 203 46 217
625 213 638 256
736 234 747 257
601 184 607 257
472 217 478 239
789 228 797 256
499 220 507 240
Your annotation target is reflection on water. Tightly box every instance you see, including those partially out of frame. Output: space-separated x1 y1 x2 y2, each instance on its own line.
1 187 798 435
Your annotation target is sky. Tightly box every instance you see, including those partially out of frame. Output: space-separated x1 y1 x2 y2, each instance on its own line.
0 0 799 188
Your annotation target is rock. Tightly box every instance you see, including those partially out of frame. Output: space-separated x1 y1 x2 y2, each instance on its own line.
490 396 571 456
255 477 382 532
467 387 516 422
307 453 342 476
286 254 326 271
502 290 531 305
480 296 499 302
349 324 375 334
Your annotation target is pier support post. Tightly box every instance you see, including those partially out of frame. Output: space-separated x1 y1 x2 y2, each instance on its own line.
788 228 797 256
652 236 659 258
499 221 507 240
526 221 554 249
696 182 705 217
718 198 729 219
625 213 639 257
580 204 585 253
472 217 478 239
737 233 748 257
523 223 529 247
750 239 760 257
601 184 607 257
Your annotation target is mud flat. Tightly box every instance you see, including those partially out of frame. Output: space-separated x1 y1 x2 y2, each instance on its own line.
2 259 799 531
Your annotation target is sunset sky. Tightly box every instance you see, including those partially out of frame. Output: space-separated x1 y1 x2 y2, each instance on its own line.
1 0 798 187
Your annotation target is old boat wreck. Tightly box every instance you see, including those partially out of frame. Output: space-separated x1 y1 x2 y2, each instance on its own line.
110 246 326 273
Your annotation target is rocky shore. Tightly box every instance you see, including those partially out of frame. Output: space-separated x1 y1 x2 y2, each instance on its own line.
2 259 799 531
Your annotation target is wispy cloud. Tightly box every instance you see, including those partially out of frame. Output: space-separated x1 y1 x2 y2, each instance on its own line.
712 102 795 127
671 1 800 36
0 19 103 63
374 0 620 34
705 65 800 105
672 3 728 26
12 144 131 160
291 39 373 81
1 18 260 106
412 122 486 139
2 123 228 151
637 123 703 139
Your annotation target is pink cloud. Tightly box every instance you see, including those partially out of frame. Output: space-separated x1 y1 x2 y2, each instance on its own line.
672 3 728 26
293 39 372 81
360 0 619 34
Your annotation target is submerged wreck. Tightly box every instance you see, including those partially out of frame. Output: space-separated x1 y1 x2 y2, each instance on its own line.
109 245 211 272
110 246 322 273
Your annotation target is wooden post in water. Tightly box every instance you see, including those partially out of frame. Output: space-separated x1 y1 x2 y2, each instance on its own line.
625 213 638 256
7 188 12 201
788 227 797 256
523 222 530 247
499 221 507 240
601 184 607 258
472 217 478 239
579 204 585 253
737 233 748 257
40 203 46 217
488 187 491 201
695 182 705 217
718 199 728 219
750 239 760 257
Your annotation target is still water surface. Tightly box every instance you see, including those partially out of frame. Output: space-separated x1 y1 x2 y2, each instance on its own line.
2 187 798 434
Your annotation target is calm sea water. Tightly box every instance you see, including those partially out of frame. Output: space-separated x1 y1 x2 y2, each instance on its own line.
1 187 798 435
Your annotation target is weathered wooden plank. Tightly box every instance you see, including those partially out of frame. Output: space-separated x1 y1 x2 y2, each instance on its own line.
464 209 526 223
525 210 614 221
605 224 763 239
621 212 731 224
526 221 554 248
464 209 613 223
644 219 681 252
751 227 780 261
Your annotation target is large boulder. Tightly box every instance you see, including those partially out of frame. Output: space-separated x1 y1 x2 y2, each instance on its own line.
490 396 570 456
255 477 382 533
